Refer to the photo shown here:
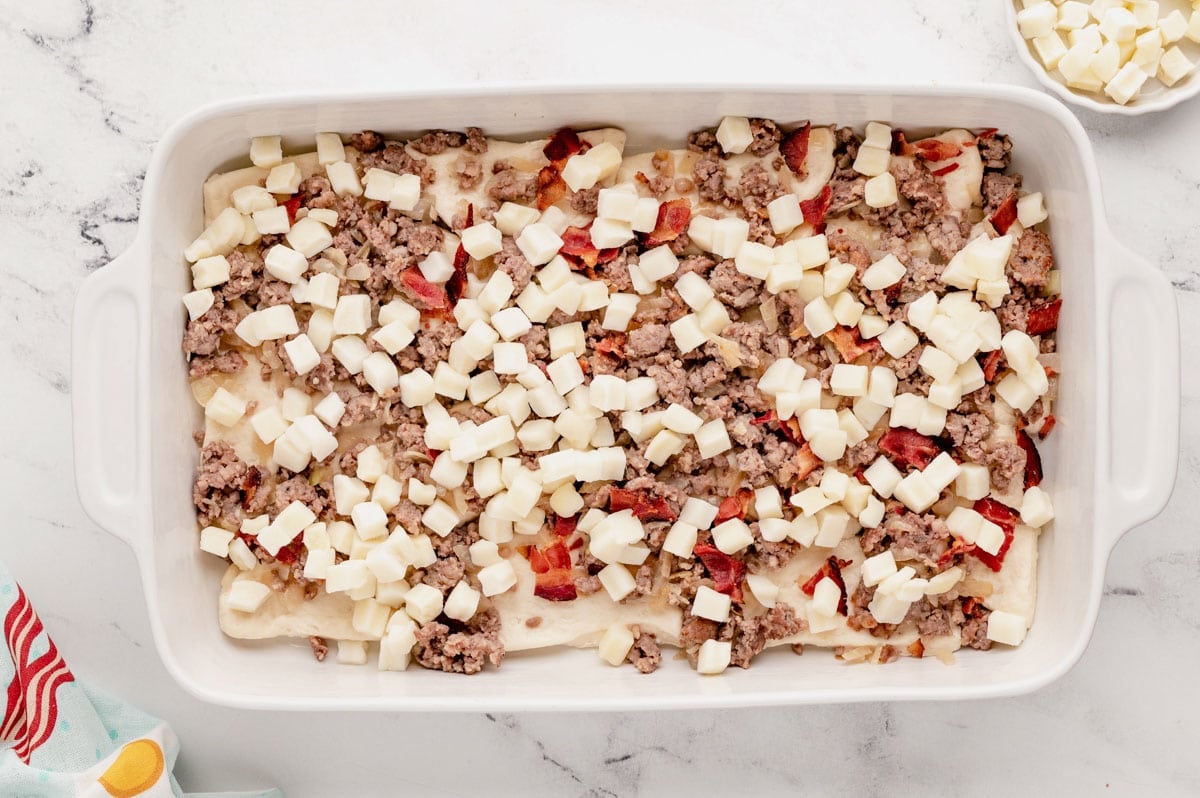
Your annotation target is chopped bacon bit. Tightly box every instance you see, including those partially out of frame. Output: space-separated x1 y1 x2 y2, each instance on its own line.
608 487 677 522
1026 298 1062 336
913 139 963 162
533 571 578 601
530 540 577 601
752 410 777 426
281 195 304 226
937 536 976 571
961 596 985 618
794 443 821 481
989 194 1019 235
643 198 692 248
970 498 1018 571
400 268 449 311
878 428 943 470
799 184 833 231
536 165 567 211
543 127 583 166
778 417 804 446
272 540 302 565
713 488 754 524
1016 428 1043 489
693 544 745 603
568 536 584 550
594 334 625 361
931 162 960 177
980 349 1004 383
780 122 812 178
445 204 472 305
553 514 578 538
240 466 262 510
908 639 926 658
800 556 850 615
595 246 620 264
1038 414 1057 440
825 325 880 363
891 130 914 156
559 226 602 268
976 127 999 141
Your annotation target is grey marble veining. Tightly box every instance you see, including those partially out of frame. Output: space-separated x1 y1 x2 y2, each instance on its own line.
2 1 1198 795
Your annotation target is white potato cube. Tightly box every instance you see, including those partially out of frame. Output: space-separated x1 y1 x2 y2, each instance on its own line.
879 322 919 358
830 364 869 397
205 387 246 427
986 610 1028 646
864 172 898 208
862 254 906 291
226 579 271 613
695 419 731 458
692 585 732 622
696 639 732 675
852 145 890 176
716 115 753 154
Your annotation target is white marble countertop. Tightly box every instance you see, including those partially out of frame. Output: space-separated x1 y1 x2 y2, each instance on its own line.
3 0 1198 794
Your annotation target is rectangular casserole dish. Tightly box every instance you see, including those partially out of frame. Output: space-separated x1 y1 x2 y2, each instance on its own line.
71 84 1179 710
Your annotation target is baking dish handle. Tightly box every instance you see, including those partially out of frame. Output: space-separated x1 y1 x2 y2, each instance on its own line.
1101 234 1180 547
72 237 149 546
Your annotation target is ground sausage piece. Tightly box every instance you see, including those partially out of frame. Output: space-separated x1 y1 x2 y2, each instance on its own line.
978 133 1012 172
409 130 468 155
1008 229 1054 288
273 475 327 516
961 610 993 650
709 259 758 309
987 441 1026 493
182 304 239 357
350 130 384 152
421 557 466 592
945 413 992 461
493 238 536 294
486 162 537 204
309 635 329 661
693 151 727 203
412 608 504 674
571 187 599 215
192 441 248 526
981 172 1021 212
882 512 951 568
625 324 672 360
748 118 782 156
188 350 246 380
626 630 662 673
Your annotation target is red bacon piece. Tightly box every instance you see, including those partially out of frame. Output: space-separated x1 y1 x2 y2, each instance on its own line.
594 334 625 361
400 268 449 311
1026 298 1062 336
989 194 1018 235
799 184 833 230
975 127 999 141
878 428 942 471
1016 429 1043 489
694 544 745 603
970 499 1018 572
445 205 472 305
537 165 567 211
240 466 262 510
530 540 577 601
913 139 963 162
643 198 692 248
794 443 821 481
778 417 803 445
559 226 602 268
543 127 583 166
713 488 754 524
891 130 914 156
272 540 303 565
752 410 777 426
282 195 304 226
800 556 850 615
931 163 960 177
608 487 677 522
1038 414 1056 440
553 514 578 538
980 350 1004 383
825 325 880 363
937 536 975 571
780 122 812 178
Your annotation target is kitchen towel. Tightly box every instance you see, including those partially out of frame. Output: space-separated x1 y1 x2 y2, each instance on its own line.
0 561 281 797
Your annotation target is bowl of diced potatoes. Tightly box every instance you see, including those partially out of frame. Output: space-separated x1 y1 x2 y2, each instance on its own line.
1006 0 1200 114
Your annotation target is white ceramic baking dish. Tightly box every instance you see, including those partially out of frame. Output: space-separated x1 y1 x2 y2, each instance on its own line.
72 84 1179 710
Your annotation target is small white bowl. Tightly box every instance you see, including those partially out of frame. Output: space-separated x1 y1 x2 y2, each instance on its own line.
1005 0 1200 115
